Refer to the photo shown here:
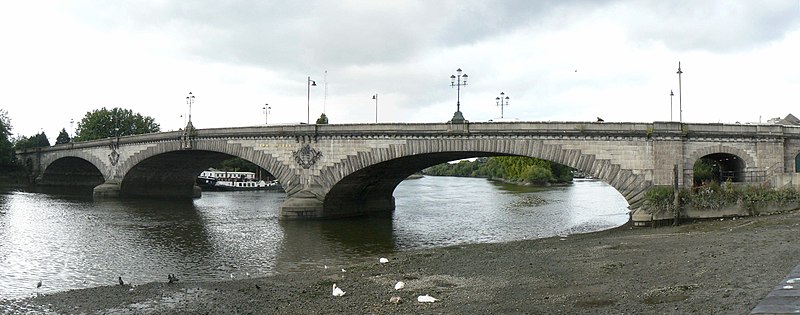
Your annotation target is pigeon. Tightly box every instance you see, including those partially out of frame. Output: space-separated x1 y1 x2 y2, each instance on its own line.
394 281 405 290
332 283 345 296
417 294 439 303
379 258 389 264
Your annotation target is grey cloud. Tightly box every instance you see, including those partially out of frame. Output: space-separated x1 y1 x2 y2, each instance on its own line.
623 1 799 52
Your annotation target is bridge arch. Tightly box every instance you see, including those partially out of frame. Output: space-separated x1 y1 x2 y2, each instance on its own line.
686 144 755 184
39 156 105 188
313 138 650 218
115 140 292 198
39 150 109 183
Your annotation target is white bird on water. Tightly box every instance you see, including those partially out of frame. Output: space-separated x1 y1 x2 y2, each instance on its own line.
417 294 439 303
379 257 389 264
394 281 405 290
332 283 346 296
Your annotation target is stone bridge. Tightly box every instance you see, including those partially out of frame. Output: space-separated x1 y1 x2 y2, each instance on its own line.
16 121 800 220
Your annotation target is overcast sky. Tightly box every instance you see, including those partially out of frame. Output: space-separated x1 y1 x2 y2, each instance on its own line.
1 1 799 141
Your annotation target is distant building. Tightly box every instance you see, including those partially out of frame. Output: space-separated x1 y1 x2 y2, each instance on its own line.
767 114 800 126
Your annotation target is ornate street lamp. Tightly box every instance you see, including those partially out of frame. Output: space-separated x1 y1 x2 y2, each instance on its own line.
449 68 468 123
495 92 510 119
186 92 195 124
372 94 378 123
307 76 316 124
263 103 271 125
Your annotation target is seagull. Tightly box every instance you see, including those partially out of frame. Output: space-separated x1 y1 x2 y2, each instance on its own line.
36 280 42 289
417 294 439 303
118 276 125 286
394 281 405 290
379 258 389 264
332 283 346 296
341 268 346 273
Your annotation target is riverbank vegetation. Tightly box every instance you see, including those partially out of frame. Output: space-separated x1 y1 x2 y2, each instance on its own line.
645 181 800 218
423 156 573 185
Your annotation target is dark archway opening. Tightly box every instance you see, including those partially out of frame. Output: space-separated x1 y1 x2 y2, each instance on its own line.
693 153 745 186
40 157 104 188
122 150 281 199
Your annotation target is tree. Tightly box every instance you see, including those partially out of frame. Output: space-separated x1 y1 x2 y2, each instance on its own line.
74 107 160 142
693 158 719 186
316 113 329 124
56 128 71 144
13 132 50 150
0 109 15 168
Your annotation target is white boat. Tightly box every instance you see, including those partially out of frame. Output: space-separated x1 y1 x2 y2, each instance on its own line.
196 170 282 191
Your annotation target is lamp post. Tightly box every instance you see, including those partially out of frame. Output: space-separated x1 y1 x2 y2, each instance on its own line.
495 92 509 119
263 103 271 125
676 62 683 122
449 68 468 123
670 90 674 121
307 76 316 124
372 94 378 123
186 92 195 124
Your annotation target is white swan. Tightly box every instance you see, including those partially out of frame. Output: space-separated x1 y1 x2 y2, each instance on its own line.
394 281 405 290
417 294 438 303
332 283 346 296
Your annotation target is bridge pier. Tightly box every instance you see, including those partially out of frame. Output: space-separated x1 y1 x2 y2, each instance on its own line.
279 190 324 219
93 180 122 198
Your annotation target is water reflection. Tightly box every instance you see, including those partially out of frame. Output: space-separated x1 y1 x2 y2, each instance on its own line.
0 176 628 301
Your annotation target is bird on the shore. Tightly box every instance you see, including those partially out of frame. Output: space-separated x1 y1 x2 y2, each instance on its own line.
118 276 125 286
168 274 179 284
597 117 604 122
36 280 42 289
332 283 345 296
341 268 346 273
394 281 405 290
417 294 438 303
389 296 402 304
379 257 389 264
255 284 261 290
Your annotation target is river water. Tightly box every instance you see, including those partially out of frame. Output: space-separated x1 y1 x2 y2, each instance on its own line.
0 176 628 301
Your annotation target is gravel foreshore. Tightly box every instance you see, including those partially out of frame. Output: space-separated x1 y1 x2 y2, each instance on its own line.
10 210 800 314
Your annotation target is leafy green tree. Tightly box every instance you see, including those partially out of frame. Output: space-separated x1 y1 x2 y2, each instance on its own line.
316 113 329 124
0 109 16 168
55 128 71 144
693 158 719 186
13 132 50 150
74 107 160 142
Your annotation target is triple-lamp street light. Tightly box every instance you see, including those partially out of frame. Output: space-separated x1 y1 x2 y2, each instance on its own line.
449 68 468 123
496 92 510 119
186 92 195 127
